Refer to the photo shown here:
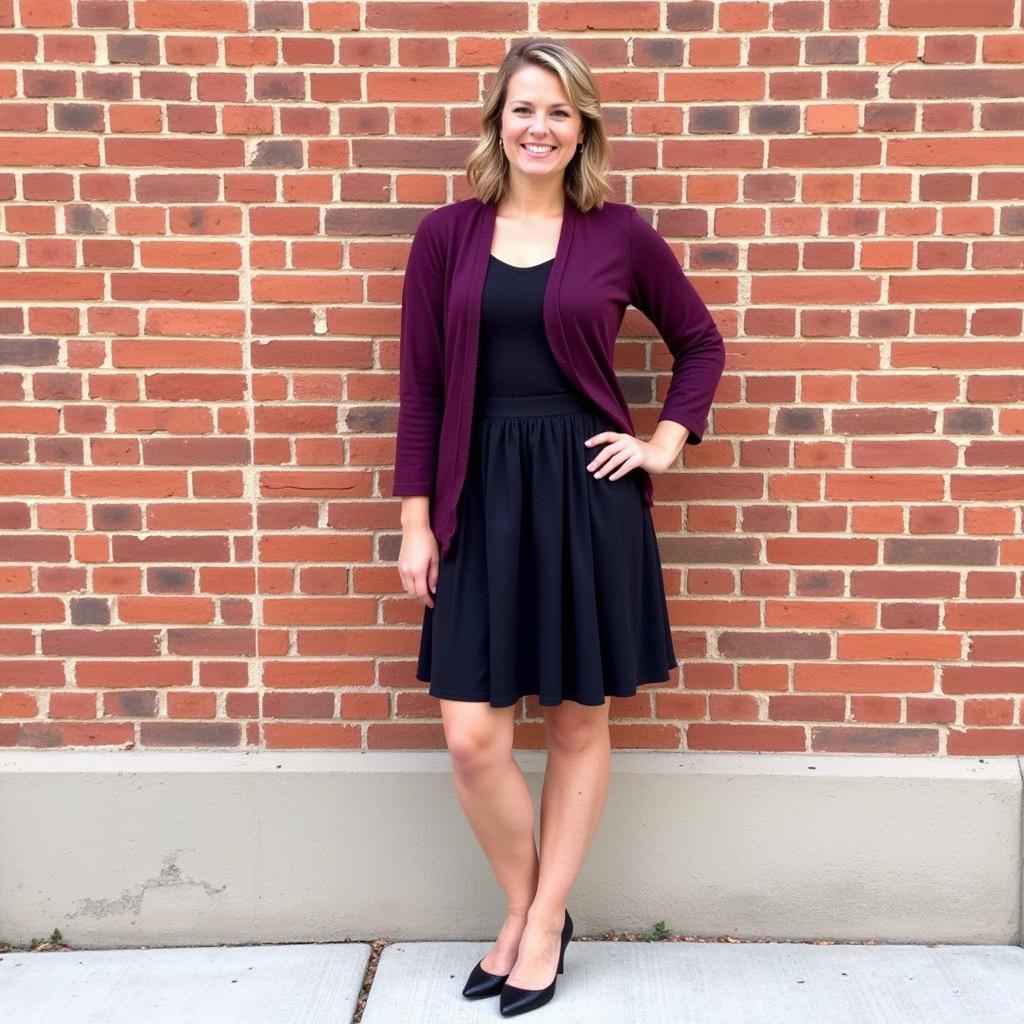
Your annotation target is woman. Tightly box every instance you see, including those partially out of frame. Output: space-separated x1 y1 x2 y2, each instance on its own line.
393 38 726 1017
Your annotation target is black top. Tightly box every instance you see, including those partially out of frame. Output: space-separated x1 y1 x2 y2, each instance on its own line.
476 255 575 397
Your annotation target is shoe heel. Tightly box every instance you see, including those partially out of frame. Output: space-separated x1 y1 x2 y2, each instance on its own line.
557 907 572 974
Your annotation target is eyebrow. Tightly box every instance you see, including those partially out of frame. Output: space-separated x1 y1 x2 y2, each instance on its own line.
509 99 571 108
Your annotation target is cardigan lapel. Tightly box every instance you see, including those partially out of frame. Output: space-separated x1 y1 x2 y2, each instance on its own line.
466 196 579 397
542 196 578 388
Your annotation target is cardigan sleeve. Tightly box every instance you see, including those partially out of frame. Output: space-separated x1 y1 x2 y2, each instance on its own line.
627 206 726 445
391 212 445 497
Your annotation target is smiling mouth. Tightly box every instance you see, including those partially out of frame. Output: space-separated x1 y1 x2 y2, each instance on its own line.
521 144 556 155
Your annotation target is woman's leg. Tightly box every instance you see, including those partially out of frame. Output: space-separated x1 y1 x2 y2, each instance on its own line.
505 698 612 988
439 697 540 974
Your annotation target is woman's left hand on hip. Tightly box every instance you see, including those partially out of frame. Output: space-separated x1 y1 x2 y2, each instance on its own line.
583 432 676 480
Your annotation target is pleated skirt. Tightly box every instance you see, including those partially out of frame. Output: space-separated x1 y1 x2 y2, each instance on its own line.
416 389 679 707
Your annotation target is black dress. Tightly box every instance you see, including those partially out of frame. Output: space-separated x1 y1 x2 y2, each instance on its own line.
415 253 678 707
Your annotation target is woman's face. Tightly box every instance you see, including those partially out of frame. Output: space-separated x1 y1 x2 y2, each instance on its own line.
499 64 585 184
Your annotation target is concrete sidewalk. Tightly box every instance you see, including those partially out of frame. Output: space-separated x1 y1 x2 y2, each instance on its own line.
1 939 1023 1024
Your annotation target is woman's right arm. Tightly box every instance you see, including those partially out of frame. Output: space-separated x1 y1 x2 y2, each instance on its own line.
392 213 446 607
399 495 437 608
392 212 445 498
400 496 431 529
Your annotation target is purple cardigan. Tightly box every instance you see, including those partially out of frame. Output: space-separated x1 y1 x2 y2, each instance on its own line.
392 194 727 559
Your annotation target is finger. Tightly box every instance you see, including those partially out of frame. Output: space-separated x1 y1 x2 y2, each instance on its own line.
606 456 640 481
586 438 623 472
588 440 629 474
584 432 615 448
593 452 627 478
597 451 638 480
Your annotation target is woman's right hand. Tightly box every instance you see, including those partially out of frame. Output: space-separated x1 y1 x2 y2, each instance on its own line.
398 523 439 608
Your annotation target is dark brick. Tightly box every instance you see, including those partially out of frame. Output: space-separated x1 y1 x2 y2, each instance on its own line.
657 208 708 236
82 71 133 100
15 724 64 748
659 536 763 566
750 105 801 133
619 375 656 405
254 73 305 101
250 139 303 169
923 34 976 64
166 628 256 657
322 205 424 238
149 567 195 592
67 205 109 234
772 1 825 30
777 407 824 434
982 103 1024 130
692 245 739 269
812 727 938 755
633 37 685 66
744 173 797 201
254 1 304 30
33 373 81 401
72 598 111 626
54 104 104 132
36 438 84 464
891 68 1024 99
666 1 715 30
110 691 158 717
944 408 993 435
23 70 76 98
0 310 24 332
719 631 832 658
0 439 29 464
0 339 59 367
77 1 131 29
864 102 916 132
94 504 142 531
141 721 242 746
347 406 391 432
856 307 913 335
805 36 859 64
920 173 973 202
832 407 936 435
108 34 160 65
1001 208 1024 235
689 105 739 134
885 538 997 566
0 502 31 528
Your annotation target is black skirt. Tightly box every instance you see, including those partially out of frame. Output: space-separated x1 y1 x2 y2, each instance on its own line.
416 388 679 707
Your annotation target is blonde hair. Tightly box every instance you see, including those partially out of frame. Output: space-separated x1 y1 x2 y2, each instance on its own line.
466 38 614 213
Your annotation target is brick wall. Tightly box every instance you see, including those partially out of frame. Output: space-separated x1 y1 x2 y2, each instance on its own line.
1 0 1022 754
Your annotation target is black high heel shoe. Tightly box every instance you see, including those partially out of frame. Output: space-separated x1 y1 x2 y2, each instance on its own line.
499 908 573 1017
462 955 510 999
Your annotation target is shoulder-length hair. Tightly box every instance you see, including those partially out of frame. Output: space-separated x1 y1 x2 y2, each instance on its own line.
465 38 614 214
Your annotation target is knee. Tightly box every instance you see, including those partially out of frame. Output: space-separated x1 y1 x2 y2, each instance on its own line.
546 720 600 755
446 729 505 776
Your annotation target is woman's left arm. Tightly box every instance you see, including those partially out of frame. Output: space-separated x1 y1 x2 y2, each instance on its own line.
627 205 727 451
583 206 727 481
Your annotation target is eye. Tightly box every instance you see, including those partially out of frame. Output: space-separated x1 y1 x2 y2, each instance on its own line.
513 107 569 116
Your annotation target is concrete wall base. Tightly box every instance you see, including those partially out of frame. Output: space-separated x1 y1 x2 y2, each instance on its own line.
0 751 1019 948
